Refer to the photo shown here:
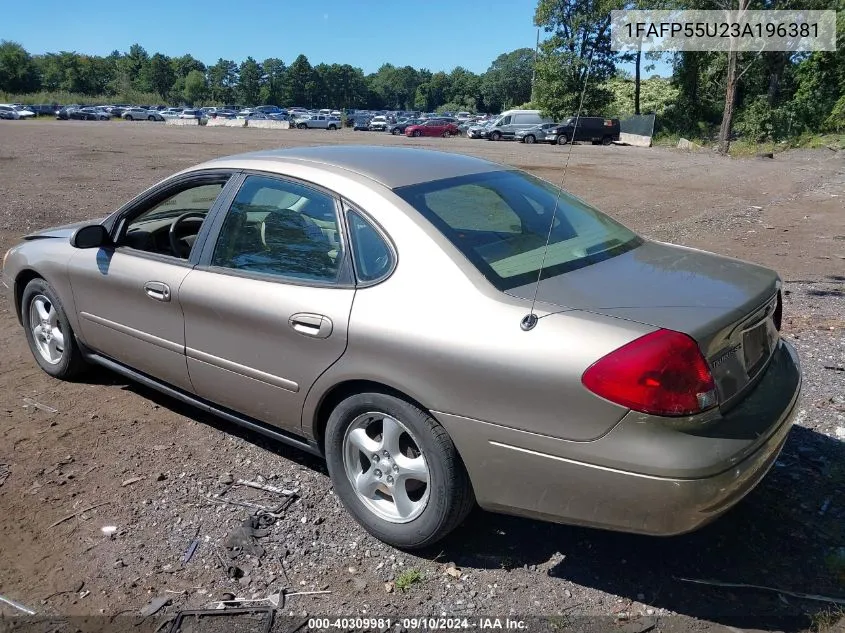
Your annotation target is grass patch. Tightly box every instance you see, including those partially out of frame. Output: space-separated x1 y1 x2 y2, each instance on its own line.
395 569 423 592
811 607 845 633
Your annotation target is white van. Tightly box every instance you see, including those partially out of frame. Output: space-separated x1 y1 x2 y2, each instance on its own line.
486 109 552 141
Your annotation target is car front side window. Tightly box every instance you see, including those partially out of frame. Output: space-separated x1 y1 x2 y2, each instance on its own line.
120 181 226 259
211 175 343 283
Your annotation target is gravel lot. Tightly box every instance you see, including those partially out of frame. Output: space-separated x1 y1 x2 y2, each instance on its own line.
0 120 843 632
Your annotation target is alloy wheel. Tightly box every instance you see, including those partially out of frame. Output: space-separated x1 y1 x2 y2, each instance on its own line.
342 412 430 523
29 295 64 365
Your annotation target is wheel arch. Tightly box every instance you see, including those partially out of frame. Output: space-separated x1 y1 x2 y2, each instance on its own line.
13 268 43 324
307 379 433 455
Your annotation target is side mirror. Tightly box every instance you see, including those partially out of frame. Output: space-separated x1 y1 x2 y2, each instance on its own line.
70 224 111 249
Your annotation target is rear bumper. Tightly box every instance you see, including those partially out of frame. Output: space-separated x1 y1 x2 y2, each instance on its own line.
437 339 801 535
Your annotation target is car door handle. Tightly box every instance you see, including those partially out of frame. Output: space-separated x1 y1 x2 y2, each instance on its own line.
144 281 171 302
289 313 333 339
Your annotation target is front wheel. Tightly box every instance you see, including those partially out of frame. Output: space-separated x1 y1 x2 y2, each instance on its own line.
524 134 536 144
555 134 569 145
125 115 133 121
21 278 88 379
392 128 401 135
488 131 501 141
297 123 306 129
148 115 156 121
328 124 337 130
412 130 421 137
325 392 474 549
441 130 450 138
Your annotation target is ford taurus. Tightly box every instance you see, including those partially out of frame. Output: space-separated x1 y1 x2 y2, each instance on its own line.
2 146 801 548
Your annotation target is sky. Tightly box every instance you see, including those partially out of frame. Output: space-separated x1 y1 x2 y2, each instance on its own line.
5 0 671 77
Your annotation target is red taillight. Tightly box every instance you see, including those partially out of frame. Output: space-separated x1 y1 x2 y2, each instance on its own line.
581 329 717 417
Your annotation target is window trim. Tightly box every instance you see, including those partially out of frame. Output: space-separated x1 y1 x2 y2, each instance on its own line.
195 170 355 289
106 170 239 266
342 202 398 288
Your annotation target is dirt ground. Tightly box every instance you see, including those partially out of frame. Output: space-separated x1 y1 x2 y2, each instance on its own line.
0 120 844 633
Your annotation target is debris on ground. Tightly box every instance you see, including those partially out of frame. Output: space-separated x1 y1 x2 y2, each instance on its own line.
138 595 171 617
22 397 58 413
676 577 845 605
47 501 111 529
0 464 8 487
169 607 274 632
121 476 144 487
0 593 36 615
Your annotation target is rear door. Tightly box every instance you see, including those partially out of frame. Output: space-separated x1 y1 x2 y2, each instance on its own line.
179 173 355 432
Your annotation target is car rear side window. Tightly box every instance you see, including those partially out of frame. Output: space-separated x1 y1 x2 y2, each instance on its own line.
394 170 641 291
347 210 393 283
211 175 343 283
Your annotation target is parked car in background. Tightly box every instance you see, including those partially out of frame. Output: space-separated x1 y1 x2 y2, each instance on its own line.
352 116 372 131
56 106 103 121
515 122 561 144
405 119 459 137
123 107 163 121
296 115 340 130
368 115 389 131
160 108 183 119
30 104 61 117
486 109 552 141
548 116 621 145
466 121 492 139
387 118 422 135
80 107 111 121
0 104 35 120
179 109 205 120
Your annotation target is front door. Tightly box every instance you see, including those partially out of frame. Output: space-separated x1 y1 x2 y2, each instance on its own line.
68 174 233 391
180 173 355 431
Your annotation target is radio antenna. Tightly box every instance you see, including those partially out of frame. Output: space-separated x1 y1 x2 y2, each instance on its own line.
520 50 595 332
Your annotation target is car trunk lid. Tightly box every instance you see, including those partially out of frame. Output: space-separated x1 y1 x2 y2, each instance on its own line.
505 240 781 409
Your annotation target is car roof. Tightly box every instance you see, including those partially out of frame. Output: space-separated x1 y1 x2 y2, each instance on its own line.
199 146 504 189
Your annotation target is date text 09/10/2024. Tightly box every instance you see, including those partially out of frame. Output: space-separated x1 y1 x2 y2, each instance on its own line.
307 618 528 630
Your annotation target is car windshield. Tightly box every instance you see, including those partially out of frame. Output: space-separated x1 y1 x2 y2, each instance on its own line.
394 170 642 291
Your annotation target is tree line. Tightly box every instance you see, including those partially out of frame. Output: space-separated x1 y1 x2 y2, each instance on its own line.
1 0 843 152
0 41 535 115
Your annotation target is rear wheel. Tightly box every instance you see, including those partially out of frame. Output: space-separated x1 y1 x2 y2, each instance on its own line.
602 135 613 146
441 130 450 138
392 128 401 135
524 134 536 144
21 278 88 380
325 392 474 549
297 123 306 129
148 115 155 121
125 115 133 121
328 124 337 130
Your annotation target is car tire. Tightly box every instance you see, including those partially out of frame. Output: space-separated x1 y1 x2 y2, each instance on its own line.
412 130 421 137
524 134 536 144
441 130 450 138
148 115 156 121
328 124 337 130
125 115 133 121
602 135 613 146
21 278 88 380
556 134 569 145
392 128 401 135
297 123 306 129
325 392 475 549
488 131 501 141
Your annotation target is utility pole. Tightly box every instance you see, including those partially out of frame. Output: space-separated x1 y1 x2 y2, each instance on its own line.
531 28 540 102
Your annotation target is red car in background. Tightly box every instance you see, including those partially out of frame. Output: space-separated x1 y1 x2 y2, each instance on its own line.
405 119 459 138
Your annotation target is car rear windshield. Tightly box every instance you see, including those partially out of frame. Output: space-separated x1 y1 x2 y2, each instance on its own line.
394 170 642 291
